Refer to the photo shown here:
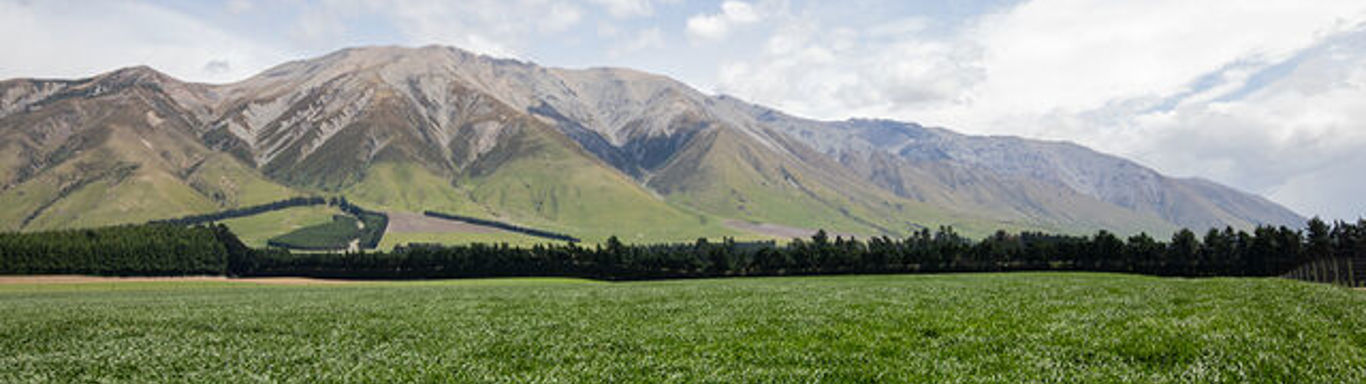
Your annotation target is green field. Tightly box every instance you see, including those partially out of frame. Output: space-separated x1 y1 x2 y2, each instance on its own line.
2 273 1365 382
268 214 363 250
219 205 341 247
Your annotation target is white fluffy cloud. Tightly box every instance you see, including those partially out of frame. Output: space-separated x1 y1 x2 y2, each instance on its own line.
962 0 1366 128
0 0 286 83
285 0 593 59
226 0 254 14
608 27 665 57
686 1 762 43
717 15 980 120
372 0 565 58
542 2 585 33
1121 31 1366 218
587 0 654 19
714 0 1366 219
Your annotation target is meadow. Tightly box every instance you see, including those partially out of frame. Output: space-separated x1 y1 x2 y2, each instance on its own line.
2 273 1365 382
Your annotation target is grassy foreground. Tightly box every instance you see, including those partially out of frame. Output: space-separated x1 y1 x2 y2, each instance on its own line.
2 273 1365 382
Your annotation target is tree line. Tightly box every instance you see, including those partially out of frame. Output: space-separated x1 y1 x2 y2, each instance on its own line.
0 224 229 275
152 196 328 225
154 196 389 250
4 217 1364 282
339 197 389 249
235 218 1366 281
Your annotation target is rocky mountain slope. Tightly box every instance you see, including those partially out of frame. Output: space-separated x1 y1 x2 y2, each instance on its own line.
0 45 1304 239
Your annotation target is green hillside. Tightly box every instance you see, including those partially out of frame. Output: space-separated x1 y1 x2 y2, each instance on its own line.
220 205 341 247
345 162 472 214
460 123 742 243
650 127 1026 238
187 153 302 208
344 122 743 244
0 124 218 231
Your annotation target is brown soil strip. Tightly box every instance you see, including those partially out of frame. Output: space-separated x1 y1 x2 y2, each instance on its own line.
385 211 509 234
724 220 863 239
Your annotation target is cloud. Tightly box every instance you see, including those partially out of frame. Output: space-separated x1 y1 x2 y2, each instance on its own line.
226 0 254 14
280 0 567 59
608 27 665 58
712 0 1366 219
953 0 1366 219
588 0 653 19
0 0 287 83
716 16 980 121
203 60 232 75
290 2 351 45
542 2 584 32
1118 29 1366 218
961 0 1366 125
686 1 762 43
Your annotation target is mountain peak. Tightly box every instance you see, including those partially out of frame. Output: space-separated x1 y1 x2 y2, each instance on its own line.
0 44 1304 237
95 65 177 87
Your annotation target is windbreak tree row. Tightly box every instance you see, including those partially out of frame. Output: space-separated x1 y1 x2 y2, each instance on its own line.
0 224 230 276
151 196 328 226
238 218 1366 280
3 218 1364 281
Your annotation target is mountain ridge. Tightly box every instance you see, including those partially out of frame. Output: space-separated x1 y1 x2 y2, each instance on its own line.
0 45 1304 240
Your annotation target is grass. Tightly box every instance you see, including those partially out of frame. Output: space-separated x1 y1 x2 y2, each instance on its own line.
345 162 472 214
650 128 1030 239
2 273 1365 382
220 205 341 248
186 153 302 208
345 127 748 244
267 215 362 250
0 127 304 233
456 126 749 244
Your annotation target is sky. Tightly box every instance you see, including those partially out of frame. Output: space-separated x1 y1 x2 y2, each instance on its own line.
2 0 1365 220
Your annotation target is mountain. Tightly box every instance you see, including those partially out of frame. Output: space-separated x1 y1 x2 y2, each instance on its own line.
723 99 1304 232
0 67 296 231
0 45 1304 241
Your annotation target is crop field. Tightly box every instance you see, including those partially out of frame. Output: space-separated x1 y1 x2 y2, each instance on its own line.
267 215 363 250
220 205 340 247
2 273 1365 382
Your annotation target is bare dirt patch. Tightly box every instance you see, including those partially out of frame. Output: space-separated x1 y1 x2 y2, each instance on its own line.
386 211 508 234
0 275 359 285
724 220 863 239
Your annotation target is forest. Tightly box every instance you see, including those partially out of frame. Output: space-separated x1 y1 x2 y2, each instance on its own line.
3 217 1364 282
0 224 228 275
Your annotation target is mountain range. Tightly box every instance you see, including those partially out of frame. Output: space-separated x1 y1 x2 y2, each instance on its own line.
0 45 1304 242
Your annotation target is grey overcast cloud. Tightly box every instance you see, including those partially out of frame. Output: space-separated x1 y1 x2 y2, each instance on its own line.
3 0 1364 220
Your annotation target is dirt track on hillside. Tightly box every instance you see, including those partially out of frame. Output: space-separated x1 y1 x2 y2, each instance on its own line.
0 275 359 285
724 220 863 239
385 211 508 234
